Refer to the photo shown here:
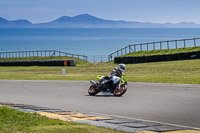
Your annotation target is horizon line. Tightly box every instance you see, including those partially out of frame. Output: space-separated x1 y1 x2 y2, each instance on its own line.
1 14 199 25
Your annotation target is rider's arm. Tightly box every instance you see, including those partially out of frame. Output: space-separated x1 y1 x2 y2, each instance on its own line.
111 68 117 77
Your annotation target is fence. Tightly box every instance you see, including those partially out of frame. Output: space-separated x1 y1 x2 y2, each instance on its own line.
108 37 200 61
0 50 88 61
1 37 200 63
87 55 109 63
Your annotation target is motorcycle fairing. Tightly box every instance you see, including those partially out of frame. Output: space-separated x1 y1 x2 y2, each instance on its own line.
97 75 104 80
111 76 121 84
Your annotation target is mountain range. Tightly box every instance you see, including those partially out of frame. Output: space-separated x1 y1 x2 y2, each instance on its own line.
0 14 200 28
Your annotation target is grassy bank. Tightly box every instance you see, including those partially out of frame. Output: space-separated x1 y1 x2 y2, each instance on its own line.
0 106 124 133
0 56 90 66
0 58 200 84
122 46 200 57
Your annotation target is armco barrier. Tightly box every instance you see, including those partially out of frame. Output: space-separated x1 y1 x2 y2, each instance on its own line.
0 60 76 66
114 51 200 64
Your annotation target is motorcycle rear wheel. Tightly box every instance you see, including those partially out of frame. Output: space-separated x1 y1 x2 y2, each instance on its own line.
88 85 100 96
113 84 127 97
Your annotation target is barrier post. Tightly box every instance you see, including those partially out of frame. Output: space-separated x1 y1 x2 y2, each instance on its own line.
167 41 169 49
160 42 162 49
184 40 186 47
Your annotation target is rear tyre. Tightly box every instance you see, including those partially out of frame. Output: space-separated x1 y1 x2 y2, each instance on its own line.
88 85 100 96
113 84 127 97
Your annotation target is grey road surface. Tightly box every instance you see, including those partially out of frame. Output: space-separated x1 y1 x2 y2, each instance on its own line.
0 80 200 128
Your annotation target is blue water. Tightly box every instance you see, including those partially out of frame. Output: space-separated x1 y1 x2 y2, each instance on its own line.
0 28 200 57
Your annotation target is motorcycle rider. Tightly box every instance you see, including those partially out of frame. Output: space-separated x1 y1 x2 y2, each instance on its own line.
89 63 127 96
100 64 126 84
111 64 126 77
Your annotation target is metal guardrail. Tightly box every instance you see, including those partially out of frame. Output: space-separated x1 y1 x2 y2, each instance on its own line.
108 37 200 61
0 50 88 61
87 55 109 63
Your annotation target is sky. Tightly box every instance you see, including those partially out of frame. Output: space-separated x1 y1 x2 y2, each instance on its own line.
0 0 200 24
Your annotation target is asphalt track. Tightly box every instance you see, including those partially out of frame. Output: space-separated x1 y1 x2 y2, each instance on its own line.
0 80 200 128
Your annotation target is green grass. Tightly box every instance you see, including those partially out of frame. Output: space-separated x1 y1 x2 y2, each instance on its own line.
0 59 200 84
0 52 200 84
0 106 125 133
122 46 200 57
0 56 91 66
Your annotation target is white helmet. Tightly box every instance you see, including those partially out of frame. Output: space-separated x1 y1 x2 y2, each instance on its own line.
118 64 126 72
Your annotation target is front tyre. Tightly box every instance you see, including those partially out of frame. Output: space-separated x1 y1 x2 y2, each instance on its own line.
113 84 127 97
88 85 100 96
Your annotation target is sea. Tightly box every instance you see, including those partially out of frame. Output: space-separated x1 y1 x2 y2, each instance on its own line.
0 28 200 62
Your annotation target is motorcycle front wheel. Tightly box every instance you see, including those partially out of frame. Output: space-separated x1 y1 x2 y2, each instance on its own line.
88 85 100 96
113 84 127 97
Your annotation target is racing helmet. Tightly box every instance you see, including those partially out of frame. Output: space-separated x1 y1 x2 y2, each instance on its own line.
118 64 126 73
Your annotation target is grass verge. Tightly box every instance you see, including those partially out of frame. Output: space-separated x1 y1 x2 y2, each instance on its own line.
0 52 200 84
0 59 200 84
122 46 200 57
0 56 91 66
0 106 125 133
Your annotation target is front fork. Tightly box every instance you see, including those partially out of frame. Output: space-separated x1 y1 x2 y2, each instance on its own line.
117 80 127 90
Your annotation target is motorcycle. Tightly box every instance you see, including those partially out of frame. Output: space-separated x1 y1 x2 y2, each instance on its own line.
88 75 128 96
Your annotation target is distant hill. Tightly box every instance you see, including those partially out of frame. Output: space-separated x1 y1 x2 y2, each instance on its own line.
0 17 32 28
0 14 200 28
